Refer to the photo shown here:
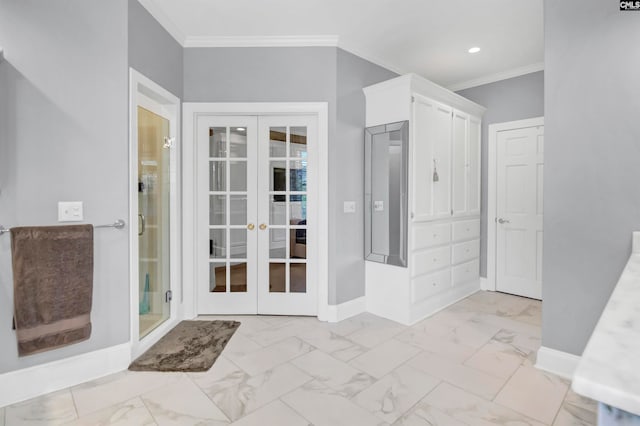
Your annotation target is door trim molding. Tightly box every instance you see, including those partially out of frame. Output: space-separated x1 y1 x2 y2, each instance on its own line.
487 117 544 293
129 68 182 359
182 102 330 321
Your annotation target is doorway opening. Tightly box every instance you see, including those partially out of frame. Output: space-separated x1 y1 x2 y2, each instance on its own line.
487 117 544 300
182 103 329 320
129 69 181 358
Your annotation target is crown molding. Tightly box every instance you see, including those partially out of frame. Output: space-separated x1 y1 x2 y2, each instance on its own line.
183 35 339 48
447 62 544 92
337 42 407 76
136 0 187 45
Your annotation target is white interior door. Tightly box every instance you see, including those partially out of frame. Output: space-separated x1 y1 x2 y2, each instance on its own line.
197 117 258 314
197 114 317 316
257 116 317 315
496 124 544 299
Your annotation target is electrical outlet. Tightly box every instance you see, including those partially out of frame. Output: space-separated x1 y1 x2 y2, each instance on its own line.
58 201 83 222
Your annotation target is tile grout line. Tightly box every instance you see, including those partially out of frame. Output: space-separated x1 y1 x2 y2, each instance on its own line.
139 395 161 426
181 370 233 424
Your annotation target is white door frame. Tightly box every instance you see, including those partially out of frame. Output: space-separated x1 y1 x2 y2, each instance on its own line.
129 68 182 359
182 102 329 321
486 117 544 292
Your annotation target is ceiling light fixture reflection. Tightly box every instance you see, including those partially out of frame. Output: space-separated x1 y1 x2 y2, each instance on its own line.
468 47 481 54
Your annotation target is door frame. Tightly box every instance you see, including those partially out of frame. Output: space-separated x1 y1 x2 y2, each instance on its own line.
182 102 329 321
129 68 182 359
486 117 544 292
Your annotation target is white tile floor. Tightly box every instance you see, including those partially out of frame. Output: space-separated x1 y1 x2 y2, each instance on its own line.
1 291 598 425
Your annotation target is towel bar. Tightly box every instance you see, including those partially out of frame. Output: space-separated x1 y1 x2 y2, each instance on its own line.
0 219 126 236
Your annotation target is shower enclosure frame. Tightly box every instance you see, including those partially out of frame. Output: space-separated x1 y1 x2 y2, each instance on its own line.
129 68 181 359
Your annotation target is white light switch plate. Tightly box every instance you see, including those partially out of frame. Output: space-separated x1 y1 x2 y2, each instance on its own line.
374 200 384 212
343 201 356 213
58 201 83 222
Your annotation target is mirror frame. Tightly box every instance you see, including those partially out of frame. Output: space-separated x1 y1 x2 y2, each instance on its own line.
364 120 409 267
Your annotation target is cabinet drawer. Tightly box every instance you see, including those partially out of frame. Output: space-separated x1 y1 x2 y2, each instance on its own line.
412 246 451 276
451 239 480 265
452 219 480 241
412 222 451 250
452 259 479 286
412 269 451 304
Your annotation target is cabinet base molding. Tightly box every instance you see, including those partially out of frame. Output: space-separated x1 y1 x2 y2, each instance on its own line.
408 279 480 325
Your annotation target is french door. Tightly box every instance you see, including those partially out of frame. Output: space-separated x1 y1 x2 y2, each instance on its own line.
197 115 317 315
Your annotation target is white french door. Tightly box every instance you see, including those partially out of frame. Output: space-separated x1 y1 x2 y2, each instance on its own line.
496 124 544 300
197 115 317 315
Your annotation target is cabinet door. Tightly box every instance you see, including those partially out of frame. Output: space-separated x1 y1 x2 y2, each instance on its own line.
467 116 481 215
452 109 469 216
412 95 452 221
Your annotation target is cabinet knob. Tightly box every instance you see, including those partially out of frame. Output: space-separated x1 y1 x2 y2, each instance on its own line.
247 223 255 230
259 223 268 230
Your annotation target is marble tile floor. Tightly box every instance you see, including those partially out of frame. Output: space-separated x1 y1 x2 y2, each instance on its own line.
1 291 597 425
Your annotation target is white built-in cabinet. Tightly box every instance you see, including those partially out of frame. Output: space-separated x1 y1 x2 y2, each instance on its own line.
364 74 485 325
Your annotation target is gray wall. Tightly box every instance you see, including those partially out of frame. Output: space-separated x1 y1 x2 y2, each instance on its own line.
183 46 396 304
335 49 397 303
184 47 337 104
0 0 130 372
457 71 544 278
128 0 183 98
542 0 640 355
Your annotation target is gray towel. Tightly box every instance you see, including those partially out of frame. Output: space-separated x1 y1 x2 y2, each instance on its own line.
10 225 93 356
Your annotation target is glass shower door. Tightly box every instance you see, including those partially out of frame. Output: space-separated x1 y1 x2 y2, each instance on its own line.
138 106 171 338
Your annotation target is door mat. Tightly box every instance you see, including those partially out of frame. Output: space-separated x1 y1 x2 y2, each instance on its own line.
129 320 240 372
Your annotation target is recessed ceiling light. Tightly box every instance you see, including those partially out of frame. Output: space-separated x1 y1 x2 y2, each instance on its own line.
468 47 481 54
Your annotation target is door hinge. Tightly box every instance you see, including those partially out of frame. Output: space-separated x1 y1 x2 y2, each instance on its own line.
165 290 173 303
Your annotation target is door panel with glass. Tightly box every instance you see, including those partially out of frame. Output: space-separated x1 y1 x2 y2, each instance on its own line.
257 116 316 315
197 115 317 316
198 117 258 314
138 106 171 338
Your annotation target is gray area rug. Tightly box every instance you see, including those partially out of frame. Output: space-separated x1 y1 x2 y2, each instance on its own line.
129 320 240 372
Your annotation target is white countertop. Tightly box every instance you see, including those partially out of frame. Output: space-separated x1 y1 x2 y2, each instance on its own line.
572 232 640 415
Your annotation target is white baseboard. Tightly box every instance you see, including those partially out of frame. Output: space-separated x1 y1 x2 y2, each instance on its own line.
536 346 581 380
480 277 489 291
0 343 131 407
326 296 366 323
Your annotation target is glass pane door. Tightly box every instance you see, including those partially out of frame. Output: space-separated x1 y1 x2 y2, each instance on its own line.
198 117 258 314
257 116 317 315
138 107 171 338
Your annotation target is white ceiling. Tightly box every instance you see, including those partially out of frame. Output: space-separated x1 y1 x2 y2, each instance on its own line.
139 0 543 90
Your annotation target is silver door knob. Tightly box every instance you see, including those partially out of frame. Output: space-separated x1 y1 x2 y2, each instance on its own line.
497 218 510 224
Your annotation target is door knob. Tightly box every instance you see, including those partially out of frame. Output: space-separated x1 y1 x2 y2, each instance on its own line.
259 223 267 230
497 218 510 224
247 223 255 230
